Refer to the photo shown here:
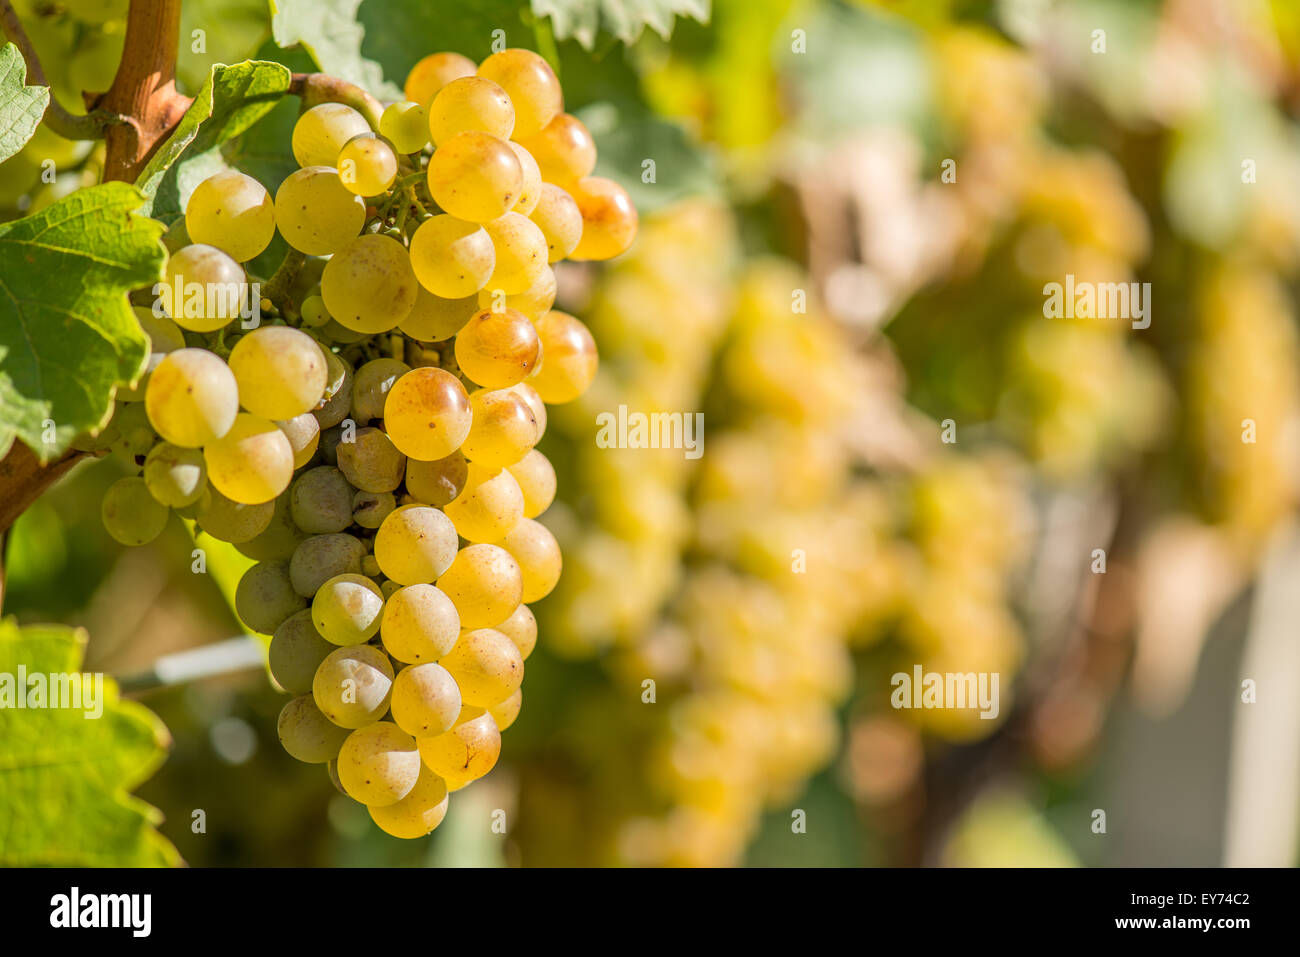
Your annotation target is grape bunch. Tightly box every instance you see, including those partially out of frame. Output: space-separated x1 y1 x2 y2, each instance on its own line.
89 48 635 838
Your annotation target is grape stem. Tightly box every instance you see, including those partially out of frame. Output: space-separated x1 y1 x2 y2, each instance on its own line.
0 0 129 141
289 72 384 129
261 247 307 322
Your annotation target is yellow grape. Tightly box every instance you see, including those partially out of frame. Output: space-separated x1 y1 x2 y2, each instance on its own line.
528 310 598 403
477 48 562 140
203 412 295 504
506 449 556 518
436 543 523 628
195 486 273 543
529 183 583 262
454 307 541 388
163 244 247 332
426 130 522 223
517 112 595 185
321 234 418 334
292 103 371 168
352 357 411 423
495 517 562 602
508 142 542 214
384 367 472 461
277 412 320 468
568 176 638 261
274 167 366 255
228 325 328 419
277 695 350 764
405 451 468 506
438 627 523 707
337 722 421 807
101 476 169 546
185 171 275 262
374 503 459 584
417 710 501 791
312 573 385 645
380 100 430 154
312 643 394 728
145 347 238 447
338 133 398 196
399 287 478 342
143 442 206 508
495 603 537 660
408 214 496 298
368 765 450 838
488 688 522 732
481 212 548 294
460 387 539 468
405 51 476 107
428 75 515 145
477 265 555 320
508 382 547 441
381 583 461 663
443 462 525 543
390 662 462 737
119 307 186 402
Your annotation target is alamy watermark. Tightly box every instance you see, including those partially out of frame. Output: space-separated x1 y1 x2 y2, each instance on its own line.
0 667 104 718
595 405 704 459
1043 273 1151 330
890 665 1000 720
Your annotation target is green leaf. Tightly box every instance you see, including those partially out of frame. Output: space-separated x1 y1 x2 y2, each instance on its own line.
0 42 50 164
269 0 402 100
579 102 719 212
136 59 293 222
0 619 181 866
533 0 711 48
0 182 164 460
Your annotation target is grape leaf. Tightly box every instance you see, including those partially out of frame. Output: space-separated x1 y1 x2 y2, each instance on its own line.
136 59 293 222
533 0 711 47
0 619 181 866
0 182 164 461
579 102 719 212
0 42 50 164
269 0 402 101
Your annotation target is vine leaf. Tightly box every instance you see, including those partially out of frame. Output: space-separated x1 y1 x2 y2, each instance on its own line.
532 0 711 48
0 42 50 164
136 60 294 222
0 182 164 461
0 619 181 866
269 0 402 101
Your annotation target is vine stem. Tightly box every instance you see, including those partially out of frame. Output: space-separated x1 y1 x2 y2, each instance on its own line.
260 247 307 320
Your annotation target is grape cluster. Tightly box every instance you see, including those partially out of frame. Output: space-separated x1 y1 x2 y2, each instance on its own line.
90 48 634 838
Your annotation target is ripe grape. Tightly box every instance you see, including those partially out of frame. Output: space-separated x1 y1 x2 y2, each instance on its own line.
481 212 548 295
383 367 472 461
528 311 598 403
508 383 547 440
426 130 522 223
477 265 555 321
312 643 394 728
405 51 476 107
417 710 501 790
506 449 556 518
477 48 562 140
142 442 206 507
321 234 418 334
290 465 353 534
312 573 385 645
352 358 411 423
374 504 458 585
495 603 537 660
195 486 274 543
313 350 355 429
488 688 522 732
300 295 331 328
408 214 496 298
278 695 351 764
380 583 460 663
338 132 398 196
404 451 468 506
336 426 407 493
120 307 186 402
379 100 430 154
274 167 366 256
368 765 450 838
436 544 523 628
289 533 366 597
185 171 275 262
529 183 583 262
277 412 321 468
517 112 595 185
353 489 396 528
461 388 538 468
204 413 295 505
454 307 541 388
569 176 638 261
443 463 525 542
337 721 421 807
292 103 371 168
163 244 247 332
269 610 336 695
235 494 305 561
390 662 462 737
509 142 542 215
438 627 523 707
145 348 238 447
235 560 306 634
399 287 478 342
495 517 562 602
228 325 328 420
428 75 514 144
101 476 169 546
